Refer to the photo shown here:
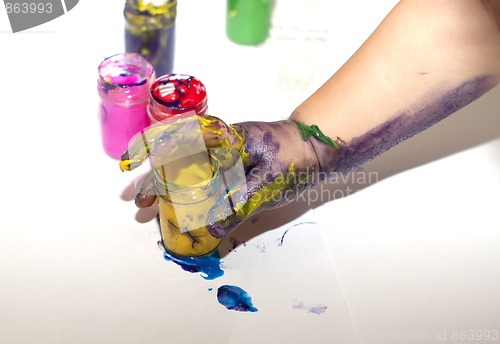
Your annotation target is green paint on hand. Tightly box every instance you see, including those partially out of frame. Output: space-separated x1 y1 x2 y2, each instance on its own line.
293 121 340 150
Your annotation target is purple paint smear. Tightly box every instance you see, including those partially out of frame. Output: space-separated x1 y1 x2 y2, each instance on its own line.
278 221 317 246
292 300 328 315
334 75 497 173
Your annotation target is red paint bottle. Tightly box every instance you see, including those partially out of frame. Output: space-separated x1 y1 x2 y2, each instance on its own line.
148 74 208 123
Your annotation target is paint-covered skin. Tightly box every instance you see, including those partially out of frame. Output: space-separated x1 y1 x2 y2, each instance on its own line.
121 76 497 245
120 115 342 240
328 75 497 174
203 120 343 238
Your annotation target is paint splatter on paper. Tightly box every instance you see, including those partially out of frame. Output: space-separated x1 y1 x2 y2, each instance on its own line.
217 285 258 312
277 221 317 246
292 300 327 315
162 248 224 280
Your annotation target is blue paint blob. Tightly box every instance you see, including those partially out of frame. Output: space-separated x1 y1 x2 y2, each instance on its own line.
217 285 258 312
163 250 224 280
208 288 213 291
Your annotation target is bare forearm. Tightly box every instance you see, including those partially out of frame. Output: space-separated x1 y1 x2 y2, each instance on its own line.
290 0 500 173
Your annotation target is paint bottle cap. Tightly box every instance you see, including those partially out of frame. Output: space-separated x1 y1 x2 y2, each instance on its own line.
226 0 272 45
148 74 208 123
124 0 177 18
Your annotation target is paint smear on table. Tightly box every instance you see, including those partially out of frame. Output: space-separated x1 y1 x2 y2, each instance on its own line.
278 221 317 246
163 249 224 280
292 300 327 314
217 285 258 312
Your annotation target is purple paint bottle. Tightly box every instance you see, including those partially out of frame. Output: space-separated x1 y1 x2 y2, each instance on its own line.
97 53 156 159
124 0 177 77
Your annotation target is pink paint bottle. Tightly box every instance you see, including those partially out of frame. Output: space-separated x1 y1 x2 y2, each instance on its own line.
148 74 208 123
97 53 156 159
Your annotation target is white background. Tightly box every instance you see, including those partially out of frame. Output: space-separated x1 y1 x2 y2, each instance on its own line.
1 0 500 343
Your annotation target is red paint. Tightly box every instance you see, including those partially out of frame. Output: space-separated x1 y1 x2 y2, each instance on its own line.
148 74 208 123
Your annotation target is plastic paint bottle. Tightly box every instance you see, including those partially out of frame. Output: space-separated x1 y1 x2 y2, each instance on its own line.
148 74 208 123
226 0 272 45
146 73 219 257
124 0 177 77
97 53 155 159
155 147 225 257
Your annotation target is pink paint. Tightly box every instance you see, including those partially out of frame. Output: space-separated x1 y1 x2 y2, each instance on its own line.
97 53 155 159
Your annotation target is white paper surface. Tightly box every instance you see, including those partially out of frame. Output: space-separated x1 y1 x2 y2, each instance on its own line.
1 0 500 343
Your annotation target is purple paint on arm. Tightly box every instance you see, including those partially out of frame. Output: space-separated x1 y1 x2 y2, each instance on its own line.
333 75 497 174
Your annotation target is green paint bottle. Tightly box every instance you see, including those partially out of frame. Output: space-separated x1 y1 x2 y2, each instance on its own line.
226 0 272 45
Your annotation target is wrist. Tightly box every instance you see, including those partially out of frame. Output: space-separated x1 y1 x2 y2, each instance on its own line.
291 120 344 176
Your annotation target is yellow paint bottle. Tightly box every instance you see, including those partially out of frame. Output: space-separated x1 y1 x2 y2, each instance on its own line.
153 141 229 257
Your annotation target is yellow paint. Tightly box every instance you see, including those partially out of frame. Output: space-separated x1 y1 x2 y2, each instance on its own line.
135 0 176 16
158 211 221 257
235 162 311 218
156 152 222 257
119 115 258 256
157 152 212 186
125 0 177 33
